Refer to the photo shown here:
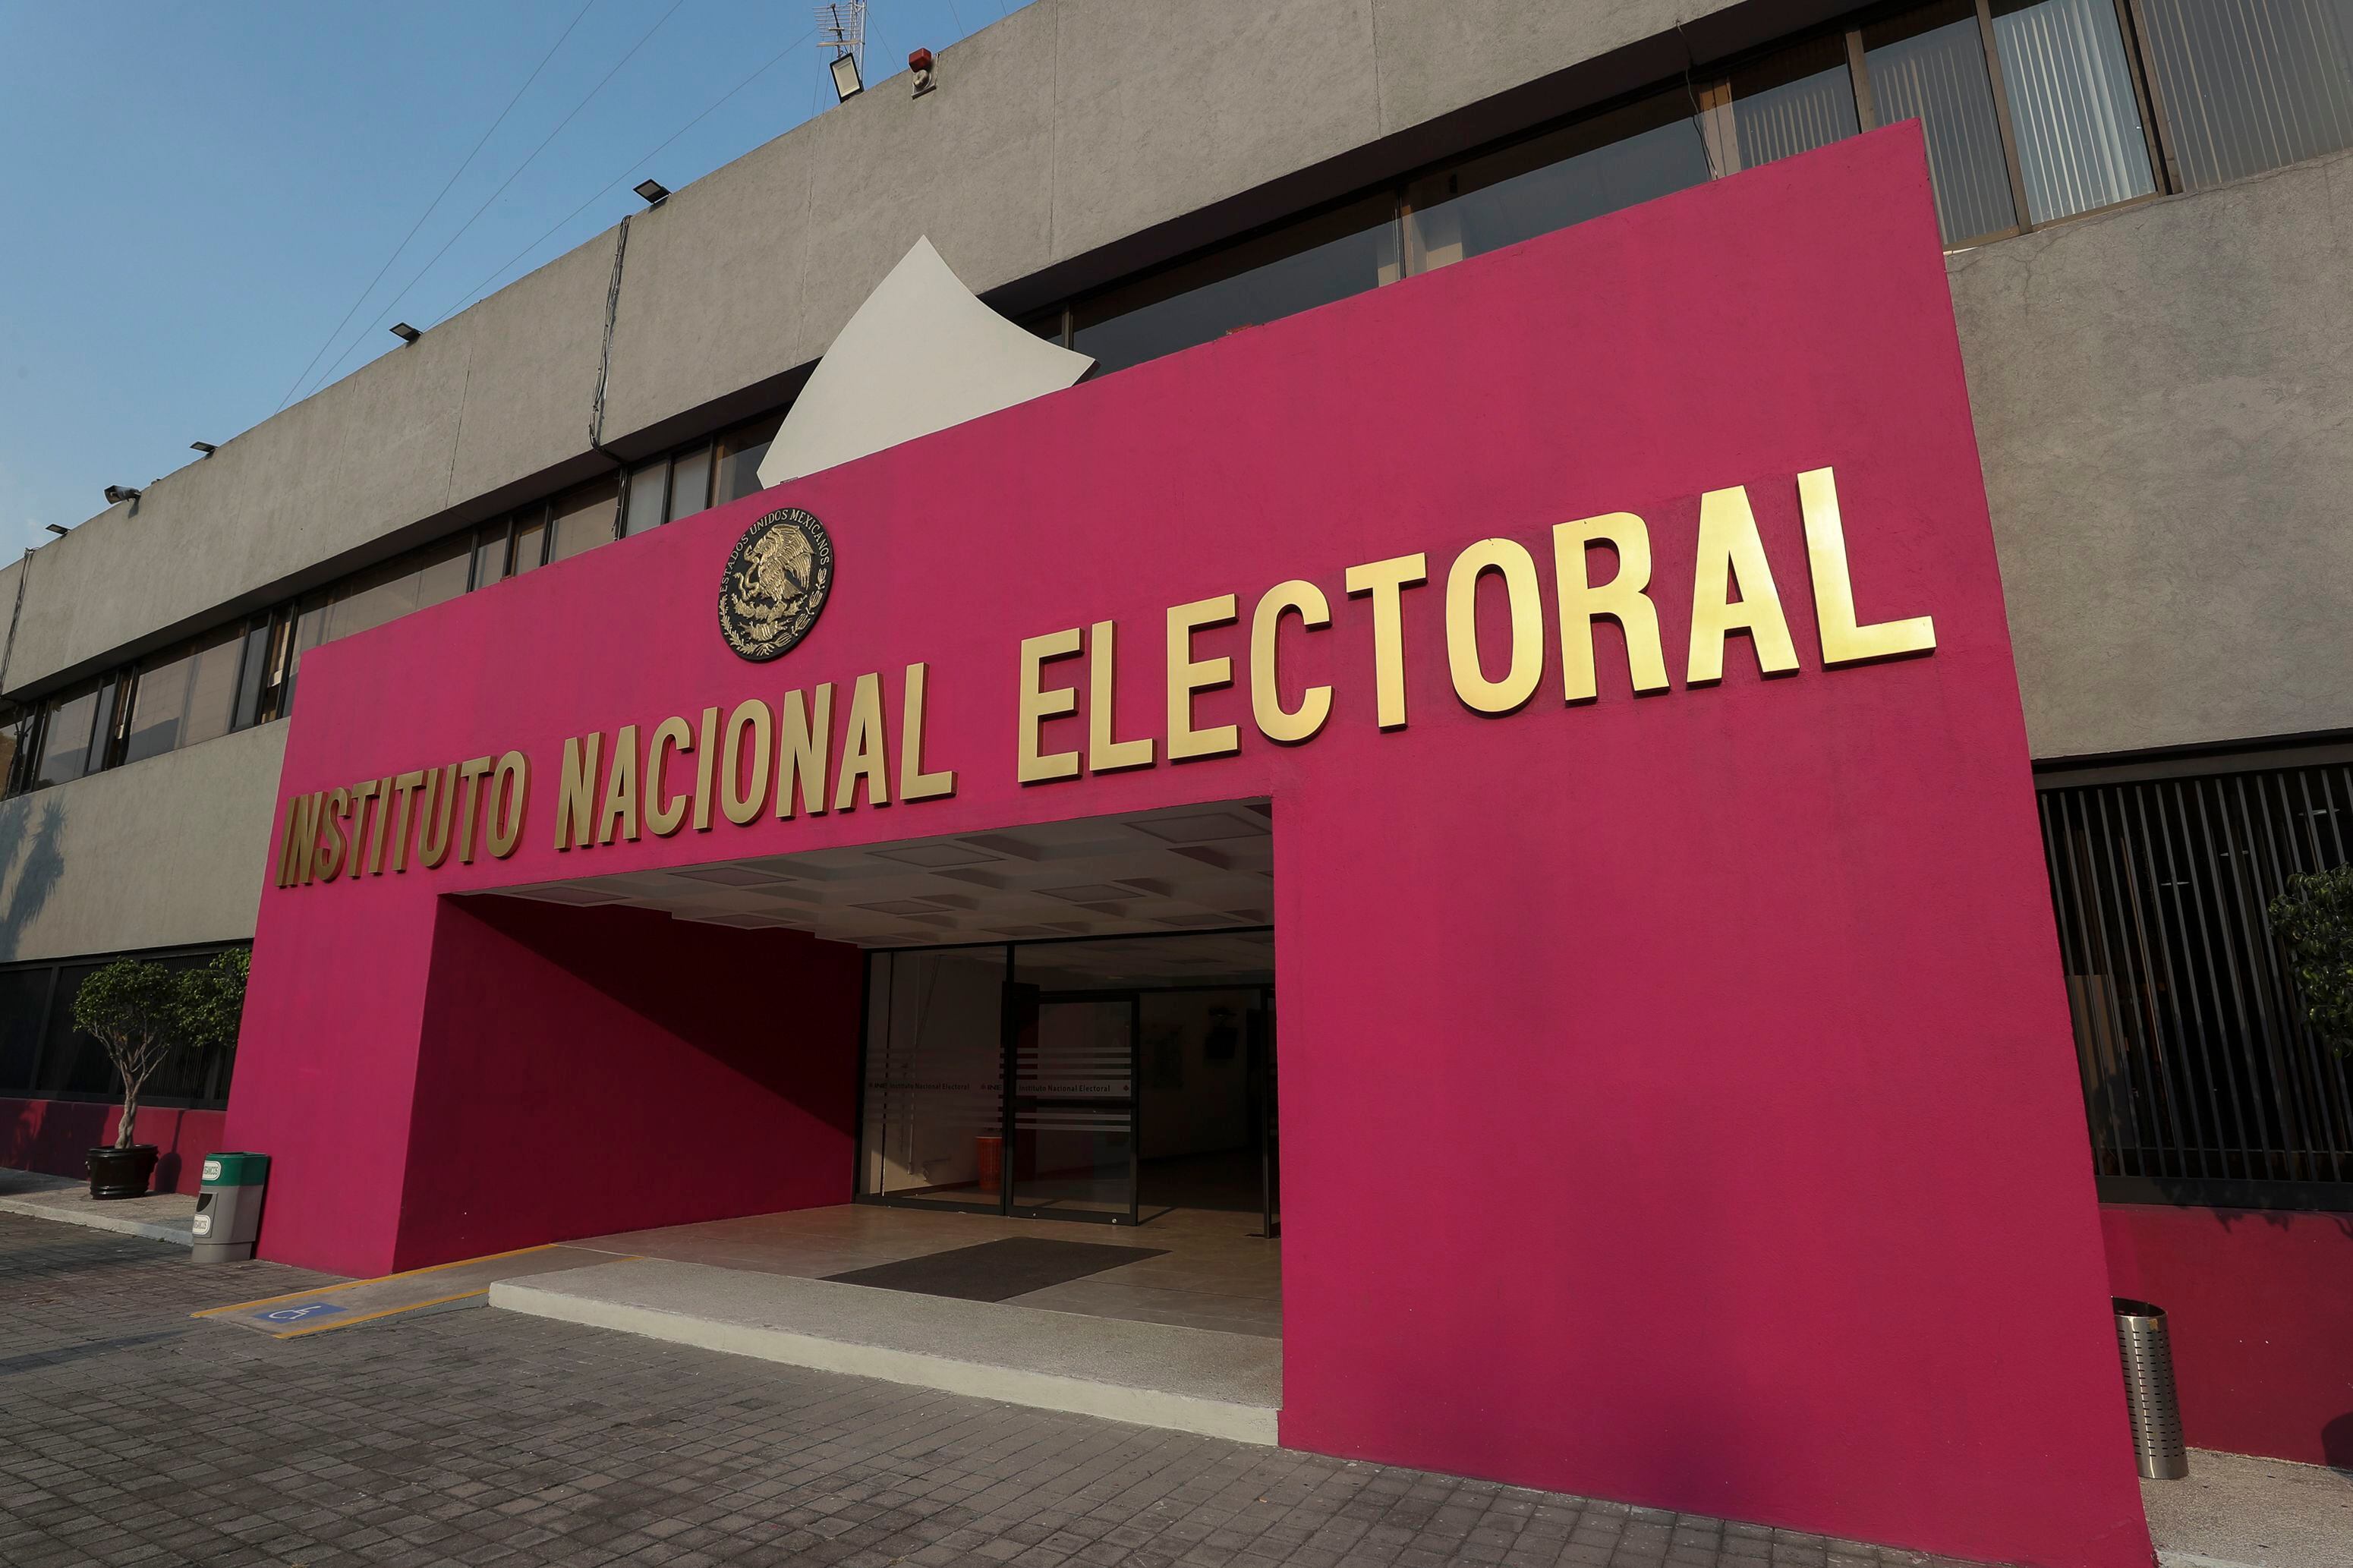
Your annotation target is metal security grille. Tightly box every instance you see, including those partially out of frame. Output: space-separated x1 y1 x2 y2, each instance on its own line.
2040 757 2353 1207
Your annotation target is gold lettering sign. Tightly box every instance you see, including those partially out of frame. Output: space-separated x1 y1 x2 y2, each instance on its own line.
266 468 1934 893
1249 581 1331 745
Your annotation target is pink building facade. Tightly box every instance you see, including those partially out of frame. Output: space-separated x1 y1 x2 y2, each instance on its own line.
222 131 2159 1566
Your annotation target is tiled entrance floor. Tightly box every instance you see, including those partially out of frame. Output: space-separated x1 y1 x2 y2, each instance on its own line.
578 1202 1281 1337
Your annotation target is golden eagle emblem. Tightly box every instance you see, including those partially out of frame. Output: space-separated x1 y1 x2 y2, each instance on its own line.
719 508 833 661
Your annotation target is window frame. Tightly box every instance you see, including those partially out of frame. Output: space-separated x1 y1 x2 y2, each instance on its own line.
0 940 250 1112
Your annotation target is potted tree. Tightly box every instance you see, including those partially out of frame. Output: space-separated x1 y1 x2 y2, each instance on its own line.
75 958 188 1198
2270 864 2353 1058
74 949 251 1199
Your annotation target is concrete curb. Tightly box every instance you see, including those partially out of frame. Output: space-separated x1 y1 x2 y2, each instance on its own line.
0 1193 195 1247
490 1277 1280 1445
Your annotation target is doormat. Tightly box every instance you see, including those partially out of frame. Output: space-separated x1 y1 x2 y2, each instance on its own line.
824 1237 1167 1302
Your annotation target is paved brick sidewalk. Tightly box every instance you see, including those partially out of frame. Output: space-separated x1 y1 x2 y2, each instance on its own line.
0 1214 1976 1568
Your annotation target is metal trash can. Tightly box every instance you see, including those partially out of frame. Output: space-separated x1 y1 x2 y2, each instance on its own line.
2113 1298 2188 1480
191 1151 270 1264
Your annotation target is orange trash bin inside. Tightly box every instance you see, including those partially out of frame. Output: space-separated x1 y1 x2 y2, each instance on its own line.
974 1135 1003 1193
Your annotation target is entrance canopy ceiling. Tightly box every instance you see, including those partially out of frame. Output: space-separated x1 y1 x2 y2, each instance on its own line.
465 800 1272 949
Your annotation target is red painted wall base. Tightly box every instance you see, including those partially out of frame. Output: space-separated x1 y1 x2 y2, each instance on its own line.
2 1097 228 1195
2103 1201 2353 1469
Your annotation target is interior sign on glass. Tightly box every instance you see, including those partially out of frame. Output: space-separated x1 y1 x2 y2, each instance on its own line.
269 466 1930 889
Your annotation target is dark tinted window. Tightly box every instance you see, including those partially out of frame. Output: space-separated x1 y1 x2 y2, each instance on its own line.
1715 34 1861 172
717 418 777 505
35 964 115 1096
123 624 247 766
668 446 713 524
6 949 243 1108
30 687 102 789
2139 0 2353 190
1866 0 2020 243
549 479 619 563
1074 194 1401 375
1405 91 1711 270
0 967 50 1091
623 459 669 537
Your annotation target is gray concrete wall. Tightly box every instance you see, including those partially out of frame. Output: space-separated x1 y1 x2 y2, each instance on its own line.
603 0 1718 435
0 719 285 963
1953 145 2353 760
9 0 1715 699
5 0 2350 773
5 231 620 695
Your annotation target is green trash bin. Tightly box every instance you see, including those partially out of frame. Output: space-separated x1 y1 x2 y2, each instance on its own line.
191 1151 270 1264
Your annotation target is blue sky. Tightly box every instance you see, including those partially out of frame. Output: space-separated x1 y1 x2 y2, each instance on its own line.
0 0 1021 555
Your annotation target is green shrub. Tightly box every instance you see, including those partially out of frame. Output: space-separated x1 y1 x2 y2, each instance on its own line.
69 951 250 1150
2269 865 2353 1058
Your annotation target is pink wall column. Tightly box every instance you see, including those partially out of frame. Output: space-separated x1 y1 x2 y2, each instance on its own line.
394 896 859 1270
227 126 2153 1565
2104 1202 2353 1468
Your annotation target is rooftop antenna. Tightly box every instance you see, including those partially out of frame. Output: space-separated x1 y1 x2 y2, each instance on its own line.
817 2 868 99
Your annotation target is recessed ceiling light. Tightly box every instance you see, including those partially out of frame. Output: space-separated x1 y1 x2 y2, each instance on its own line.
675 866 782 887
1132 812 1267 844
868 842 1000 868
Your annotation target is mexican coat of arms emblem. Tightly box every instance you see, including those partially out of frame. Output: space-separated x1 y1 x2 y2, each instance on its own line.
719 508 833 661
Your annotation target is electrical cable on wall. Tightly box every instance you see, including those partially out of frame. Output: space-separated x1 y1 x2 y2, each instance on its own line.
273 0 600 414
299 0 694 399
433 27 817 326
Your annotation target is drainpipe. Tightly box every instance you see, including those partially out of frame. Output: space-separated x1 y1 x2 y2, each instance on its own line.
1 545 30 782
0 545 29 701
587 216 632 471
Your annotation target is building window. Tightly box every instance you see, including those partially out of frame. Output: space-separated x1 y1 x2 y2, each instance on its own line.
278 533 472 714
0 702 24 797
1989 0 2157 222
24 681 112 792
121 622 250 767
547 477 619 564
1697 34 1863 175
2040 751 2353 1209
0 965 49 1090
511 508 550 575
1865 1 2024 242
230 619 275 732
622 458 669 537
0 944 247 1111
667 446 713 524
1073 193 1403 376
2 402 793 803
2137 0 2353 190
716 417 780 505
1406 90 1712 270
610 414 786 539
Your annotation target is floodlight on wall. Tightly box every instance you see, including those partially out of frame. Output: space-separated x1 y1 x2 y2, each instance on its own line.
909 47 936 96
830 51 863 100
634 178 670 206
102 485 143 505
389 322 421 344
190 442 217 456
44 523 68 536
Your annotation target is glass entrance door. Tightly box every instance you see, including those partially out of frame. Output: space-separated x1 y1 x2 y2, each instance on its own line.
858 933 1274 1226
1010 992 1139 1223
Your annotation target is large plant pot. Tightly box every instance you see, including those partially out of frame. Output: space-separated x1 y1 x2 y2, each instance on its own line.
87 1145 159 1200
